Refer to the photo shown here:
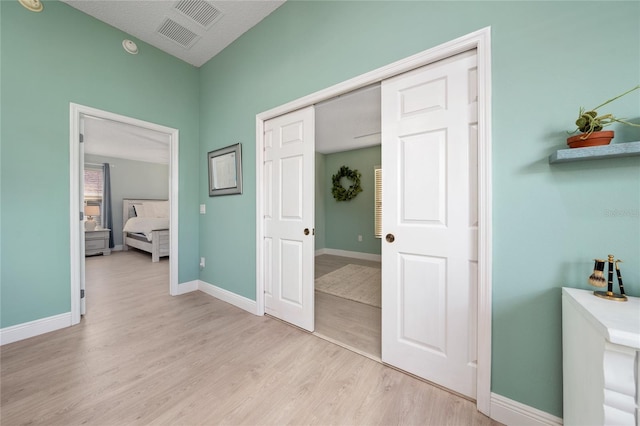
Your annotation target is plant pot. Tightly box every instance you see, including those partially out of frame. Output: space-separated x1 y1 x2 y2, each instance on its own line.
566 130 614 149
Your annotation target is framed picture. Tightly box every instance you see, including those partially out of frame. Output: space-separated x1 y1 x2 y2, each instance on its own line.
208 143 243 196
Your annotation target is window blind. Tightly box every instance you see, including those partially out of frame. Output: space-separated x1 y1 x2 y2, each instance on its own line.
84 167 103 200
374 167 382 239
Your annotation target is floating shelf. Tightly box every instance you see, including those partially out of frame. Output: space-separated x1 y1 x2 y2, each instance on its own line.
549 141 640 164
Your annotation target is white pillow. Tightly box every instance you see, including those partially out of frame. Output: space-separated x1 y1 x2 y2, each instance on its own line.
133 203 146 217
143 201 169 218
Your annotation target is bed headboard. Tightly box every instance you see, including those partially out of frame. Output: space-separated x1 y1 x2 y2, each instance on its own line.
122 198 168 222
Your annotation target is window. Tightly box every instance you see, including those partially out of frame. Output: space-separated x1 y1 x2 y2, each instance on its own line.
84 166 103 224
374 166 382 238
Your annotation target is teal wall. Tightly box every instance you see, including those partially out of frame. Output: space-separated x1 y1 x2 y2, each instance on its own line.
198 1 640 417
324 146 381 255
2 0 639 419
315 153 327 251
84 154 169 247
0 1 200 327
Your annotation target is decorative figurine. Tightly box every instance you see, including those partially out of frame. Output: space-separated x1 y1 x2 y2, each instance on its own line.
591 254 628 301
615 259 626 296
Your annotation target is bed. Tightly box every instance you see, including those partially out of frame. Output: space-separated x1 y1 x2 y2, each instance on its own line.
122 198 170 262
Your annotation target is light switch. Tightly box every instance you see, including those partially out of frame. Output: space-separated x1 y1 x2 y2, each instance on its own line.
200 204 206 214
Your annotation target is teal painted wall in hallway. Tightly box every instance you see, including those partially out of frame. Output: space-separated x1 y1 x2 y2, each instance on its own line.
315 153 327 251
323 146 381 255
197 1 639 417
0 1 200 327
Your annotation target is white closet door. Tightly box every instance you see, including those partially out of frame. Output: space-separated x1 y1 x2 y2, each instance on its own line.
381 50 478 398
263 106 315 332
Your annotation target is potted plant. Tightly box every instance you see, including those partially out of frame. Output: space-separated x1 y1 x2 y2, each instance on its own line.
567 85 640 148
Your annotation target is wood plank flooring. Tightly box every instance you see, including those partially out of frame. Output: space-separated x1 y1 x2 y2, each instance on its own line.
314 255 382 359
1 251 499 425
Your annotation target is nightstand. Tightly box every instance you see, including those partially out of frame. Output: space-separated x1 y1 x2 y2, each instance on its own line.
85 229 111 256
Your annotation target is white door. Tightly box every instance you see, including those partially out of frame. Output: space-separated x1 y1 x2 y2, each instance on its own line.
381 50 478 398
263 106 315 332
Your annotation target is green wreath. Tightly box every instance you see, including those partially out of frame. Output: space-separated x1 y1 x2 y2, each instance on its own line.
331 165 363 201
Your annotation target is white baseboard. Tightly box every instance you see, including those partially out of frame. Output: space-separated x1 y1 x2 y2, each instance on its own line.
198 280 258 315
0 312 72 346
0 281 255 345
490 393 562 426
175 280 199 295
112 245 123 252
315 248 381 262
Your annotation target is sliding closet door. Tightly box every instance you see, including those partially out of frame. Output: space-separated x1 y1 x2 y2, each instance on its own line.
381 50 479 399
263 106 315 332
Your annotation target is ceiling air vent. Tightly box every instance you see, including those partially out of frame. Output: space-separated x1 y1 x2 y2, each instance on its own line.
157 18 200 48
174 0 222 28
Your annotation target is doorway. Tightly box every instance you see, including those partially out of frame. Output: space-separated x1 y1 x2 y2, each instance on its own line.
69 103 180 325
256 28 492 413
313 85 382 359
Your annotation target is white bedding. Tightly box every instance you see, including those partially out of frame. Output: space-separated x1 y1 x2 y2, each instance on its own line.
123 217 169 241
133 201 169 219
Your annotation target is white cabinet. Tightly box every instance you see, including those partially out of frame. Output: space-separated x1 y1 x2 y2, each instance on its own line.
85 229 111 256
562 287 640 425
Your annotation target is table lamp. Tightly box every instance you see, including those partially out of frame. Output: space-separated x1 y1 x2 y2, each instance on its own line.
85 205 100 231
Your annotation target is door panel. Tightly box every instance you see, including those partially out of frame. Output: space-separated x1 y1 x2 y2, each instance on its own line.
382 50 478 398
280 239 303 305
281 156 303 219
399 254 446 354
264 238 273 299
263 107 315 332
401 131 446 224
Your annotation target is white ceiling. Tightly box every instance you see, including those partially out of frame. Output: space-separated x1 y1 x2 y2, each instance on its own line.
60 0 285 68
83 116 171 164
68 0 380 157
315 84 381 154
83 85 381 161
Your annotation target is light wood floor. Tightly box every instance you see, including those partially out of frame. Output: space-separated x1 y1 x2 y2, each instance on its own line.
314 255 382 359
1 251 499 425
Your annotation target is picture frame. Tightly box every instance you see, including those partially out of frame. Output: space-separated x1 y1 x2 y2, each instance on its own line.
208 143 243 196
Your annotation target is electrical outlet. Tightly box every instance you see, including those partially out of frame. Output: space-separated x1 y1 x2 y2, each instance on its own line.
200 257 205 269
200 204 206 214
358 235 363 242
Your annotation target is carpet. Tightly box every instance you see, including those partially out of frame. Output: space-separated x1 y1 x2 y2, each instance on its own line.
315 264 381 308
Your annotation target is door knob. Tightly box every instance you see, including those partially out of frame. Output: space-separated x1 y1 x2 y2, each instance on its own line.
386 233 395 243
304 228 310 235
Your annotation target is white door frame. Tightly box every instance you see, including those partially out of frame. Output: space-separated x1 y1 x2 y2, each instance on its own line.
255 27 492 414
69 103 180 326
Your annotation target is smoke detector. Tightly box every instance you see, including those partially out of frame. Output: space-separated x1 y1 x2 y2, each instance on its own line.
19 0 43 12
122 40 139 55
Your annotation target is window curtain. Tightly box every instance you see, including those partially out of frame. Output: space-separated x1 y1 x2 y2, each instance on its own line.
102 163 114 248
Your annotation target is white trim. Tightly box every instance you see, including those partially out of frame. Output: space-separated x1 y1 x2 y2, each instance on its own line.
0 313 72 346
255 115 266 316
315 248 381 262
70 106 82 324
475 27 493 416
168 125 180 297
198 280 259 315
256 27 492 415
175 280 199 295
69 103 180 325
491 393 563 426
